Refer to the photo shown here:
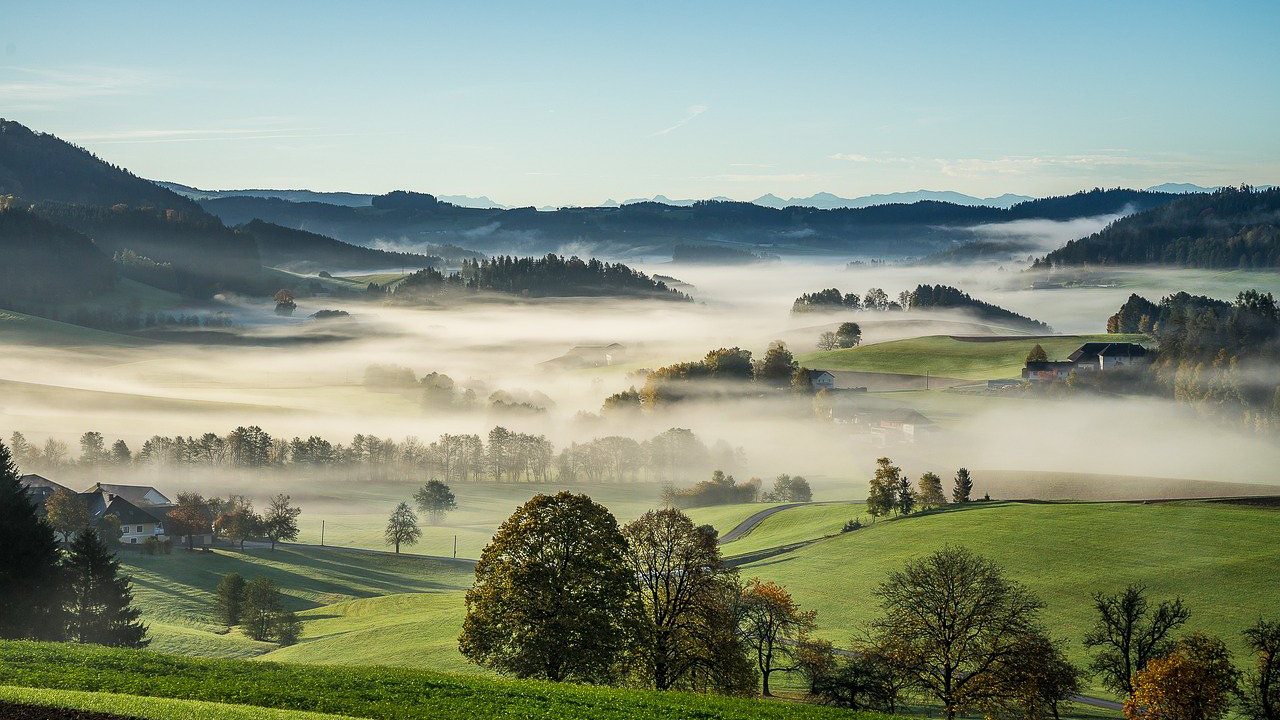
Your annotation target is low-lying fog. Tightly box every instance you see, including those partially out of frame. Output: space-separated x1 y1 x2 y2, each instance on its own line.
3 258 1280 503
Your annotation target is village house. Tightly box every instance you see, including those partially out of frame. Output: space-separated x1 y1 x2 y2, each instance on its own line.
1023 341 1150 382
18 477 191 546
806 369 836 391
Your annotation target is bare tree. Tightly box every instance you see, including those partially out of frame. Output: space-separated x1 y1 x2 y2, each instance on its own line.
1083 584 1189 697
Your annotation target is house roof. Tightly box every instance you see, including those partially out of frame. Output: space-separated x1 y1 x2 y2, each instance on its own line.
1068 342 1148 362
19 474 71 494
878 408 937 426
82 482 171 507
98 495 166 526
807 369 835 380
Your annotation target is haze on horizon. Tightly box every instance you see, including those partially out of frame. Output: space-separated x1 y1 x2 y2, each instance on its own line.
3 0 1279 207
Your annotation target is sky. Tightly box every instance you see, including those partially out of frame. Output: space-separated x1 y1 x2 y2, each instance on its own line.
2 0 1279 207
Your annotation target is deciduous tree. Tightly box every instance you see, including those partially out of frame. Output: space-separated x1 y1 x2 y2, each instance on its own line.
866 457 900 519
384 502 421 553
1124 633 1239 720
413 480 457 524
1242 619 1280 720
214 573 246 626
1084 584 1189 697
263 494 300 550
871 546 1046 719
740 579 817 697
917 471 947 509
460 492 636 682
45 486 90 542
165 493 212 549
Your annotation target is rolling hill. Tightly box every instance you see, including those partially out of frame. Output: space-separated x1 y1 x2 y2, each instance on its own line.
242 219 441 273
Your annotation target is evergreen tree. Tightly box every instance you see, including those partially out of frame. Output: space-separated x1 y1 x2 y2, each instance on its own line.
896 476 916 515
953 468 973 504
214 573 246 626
0 440 67 640
1026 344 1048 363
64 526 148 647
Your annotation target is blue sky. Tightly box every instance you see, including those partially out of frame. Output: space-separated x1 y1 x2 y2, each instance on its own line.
2 0 1278 206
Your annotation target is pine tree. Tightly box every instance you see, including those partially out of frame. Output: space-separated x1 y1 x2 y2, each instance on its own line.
896 476 916 515
953 468 974 504
64 527 148 647
0 440 67 640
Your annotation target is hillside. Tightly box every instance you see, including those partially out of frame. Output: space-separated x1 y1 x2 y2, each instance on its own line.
0 207 115 312
1036 186 1280 268
0 641 886 720
799 333 1146 380
242 219 441 273
0 120 266 296
0 120 199 212
908 284 1050 332
200 188 1177 257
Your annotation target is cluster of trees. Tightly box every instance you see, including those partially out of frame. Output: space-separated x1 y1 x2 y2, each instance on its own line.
791 287 905 314
0 441 147 648
203 494 302 550
792 284 1049 331
608 342 806 409
459 494 821 696
395 254 690 301
213 573 301 645
382 480 459 553
0 206 115 311
1035 186 1280 269
364 364 555 414
671 243 775 265
662 471 810 509
10 425 739 487
1106 290 1280 432
815 322 862 351
866 458 972 518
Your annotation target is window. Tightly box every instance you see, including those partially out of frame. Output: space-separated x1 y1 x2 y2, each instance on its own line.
129 538 136 544
136 525 143 533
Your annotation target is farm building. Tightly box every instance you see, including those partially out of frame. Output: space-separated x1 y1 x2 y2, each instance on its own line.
1023 341 1150 382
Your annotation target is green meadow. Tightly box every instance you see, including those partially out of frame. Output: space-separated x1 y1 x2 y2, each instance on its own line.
799 333 1148 380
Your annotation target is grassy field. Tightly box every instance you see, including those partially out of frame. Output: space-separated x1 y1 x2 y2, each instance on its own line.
739 501 1280 675
0 685 360 720
799 333 1148 380
684 502 785 536
0 641 893 720
720 502 864 556
263 592 474 673
120 546 473 658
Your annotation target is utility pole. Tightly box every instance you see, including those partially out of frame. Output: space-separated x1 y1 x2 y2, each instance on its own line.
453 534 457 559
321 520 325 547
925 370 929 390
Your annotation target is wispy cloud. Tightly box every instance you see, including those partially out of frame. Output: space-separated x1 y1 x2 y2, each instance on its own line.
651 104 708 136
0 66 156 107
829 153 918 164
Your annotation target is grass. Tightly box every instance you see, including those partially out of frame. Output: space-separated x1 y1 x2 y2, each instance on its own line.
0 685 360 720
263 592 475 674
0 641 895 720
738 501 1280 675
720 502 864 556
798 333 1148 380
684 502 786 536
120 546 473 658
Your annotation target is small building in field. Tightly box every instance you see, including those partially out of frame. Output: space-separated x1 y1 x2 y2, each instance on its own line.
1069 342 1150 371
1023 360 1076 382
807 369 836 391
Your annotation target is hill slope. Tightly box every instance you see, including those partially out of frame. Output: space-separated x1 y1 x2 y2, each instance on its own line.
242 219 441 272
1036 186 1280 268
0 207 115 311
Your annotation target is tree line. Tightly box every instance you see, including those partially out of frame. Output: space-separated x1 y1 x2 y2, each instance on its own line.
8 425 744 486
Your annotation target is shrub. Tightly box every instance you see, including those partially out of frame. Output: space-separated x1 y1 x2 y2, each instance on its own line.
841 519 862 533
140 537 159 555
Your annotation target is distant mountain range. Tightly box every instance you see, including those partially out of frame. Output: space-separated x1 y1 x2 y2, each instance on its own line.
158 182 510 210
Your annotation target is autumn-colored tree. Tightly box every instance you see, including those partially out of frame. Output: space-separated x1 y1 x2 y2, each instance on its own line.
866 457 900 519
384 502 421 553
791 366 815 394
1026 344 1048 363
1242 619 1280 720
165 493 211 549
872 546 1046 719
985 632 1082 720
214 502 260 550
740 578 817 696
460 492 637 683
917 471 947 509
273 288 297 316
1125 633 1239 720
45 486 90 542
622 509 754 694
753 341 797 386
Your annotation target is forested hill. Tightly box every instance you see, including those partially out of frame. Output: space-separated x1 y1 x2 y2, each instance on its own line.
908 284 1050 332
395 254 690 301
200 188 1178 257
241 219 441 272
0 206 115 312
1034 186 1280 269
0 119 200 213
